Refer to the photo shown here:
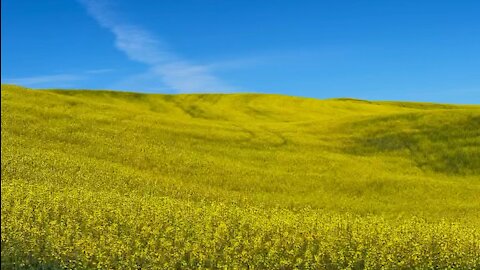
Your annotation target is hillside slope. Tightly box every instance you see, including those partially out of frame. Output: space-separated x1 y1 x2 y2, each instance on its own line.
2 84 480 269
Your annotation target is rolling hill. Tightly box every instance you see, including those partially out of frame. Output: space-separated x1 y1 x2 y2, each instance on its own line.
2 84 480 269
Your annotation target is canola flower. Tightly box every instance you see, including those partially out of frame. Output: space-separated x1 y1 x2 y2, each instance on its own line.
2 84 480 269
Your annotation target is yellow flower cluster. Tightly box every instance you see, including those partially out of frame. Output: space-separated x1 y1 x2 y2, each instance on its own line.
2 85 480 269
2 181 480 269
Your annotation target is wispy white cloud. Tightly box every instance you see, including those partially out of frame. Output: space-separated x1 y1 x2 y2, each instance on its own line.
3 74 84 86
110 70 171 93
79 0 236 93
203 48 339 71
2 68 116 88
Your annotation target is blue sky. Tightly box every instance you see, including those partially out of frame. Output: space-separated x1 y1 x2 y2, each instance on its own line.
2 0 480 103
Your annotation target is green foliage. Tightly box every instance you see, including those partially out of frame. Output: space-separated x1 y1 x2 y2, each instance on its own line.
344 111 480 175
2 84 480 269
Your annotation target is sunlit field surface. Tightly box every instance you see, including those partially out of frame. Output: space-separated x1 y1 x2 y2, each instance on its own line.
2 84 480 269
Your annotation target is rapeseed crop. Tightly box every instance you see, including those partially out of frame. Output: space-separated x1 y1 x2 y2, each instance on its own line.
2 84 480 269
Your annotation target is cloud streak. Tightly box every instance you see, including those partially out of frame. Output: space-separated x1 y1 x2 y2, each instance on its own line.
79 0 235 93
2 69 115 88
3 74 84 86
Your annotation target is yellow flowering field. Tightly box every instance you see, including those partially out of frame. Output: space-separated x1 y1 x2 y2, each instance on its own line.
2 84 480 269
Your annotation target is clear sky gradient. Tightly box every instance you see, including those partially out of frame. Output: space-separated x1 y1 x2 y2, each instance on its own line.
2 0 480 103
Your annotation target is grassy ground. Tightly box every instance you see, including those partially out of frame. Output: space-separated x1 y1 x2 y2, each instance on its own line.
2 84 480 269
